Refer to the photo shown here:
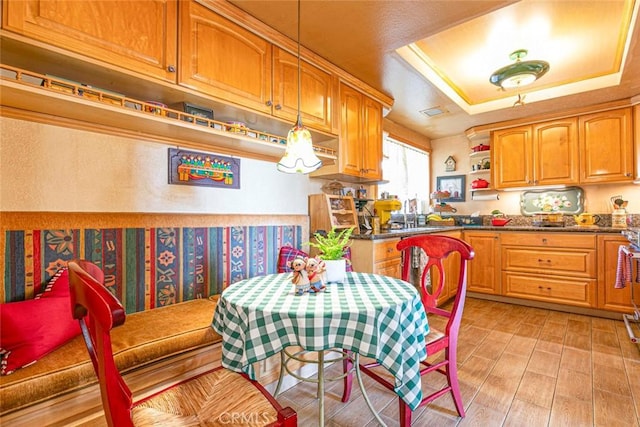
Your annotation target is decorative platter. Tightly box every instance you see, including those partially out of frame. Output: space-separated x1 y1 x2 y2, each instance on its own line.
520 186 584 216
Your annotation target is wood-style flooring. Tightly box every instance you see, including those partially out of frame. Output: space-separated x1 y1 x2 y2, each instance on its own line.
271 297 640 426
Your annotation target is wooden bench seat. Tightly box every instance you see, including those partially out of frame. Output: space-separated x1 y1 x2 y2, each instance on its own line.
0 297 221 426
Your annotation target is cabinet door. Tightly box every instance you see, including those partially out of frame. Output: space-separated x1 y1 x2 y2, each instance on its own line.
361 97 383 180
339 83 364 176
179 1 272 113
492 126 533 189
2 0 178 82
534 118 579 185
597 235 634 313
272 47 333 133
464 232 500 295
579 108 634 183
374 258 402 279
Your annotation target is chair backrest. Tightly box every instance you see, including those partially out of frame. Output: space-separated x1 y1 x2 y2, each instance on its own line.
396 235 474 334
68 260 134 427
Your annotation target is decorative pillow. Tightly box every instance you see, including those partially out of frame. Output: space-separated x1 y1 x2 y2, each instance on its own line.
0 268 81 375
277 246 353 273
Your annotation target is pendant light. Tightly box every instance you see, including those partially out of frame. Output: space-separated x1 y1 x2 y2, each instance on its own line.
277 0 322 174
489 49 549 90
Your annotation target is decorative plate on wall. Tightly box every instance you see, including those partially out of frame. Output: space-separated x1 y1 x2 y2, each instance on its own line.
520 186 584 216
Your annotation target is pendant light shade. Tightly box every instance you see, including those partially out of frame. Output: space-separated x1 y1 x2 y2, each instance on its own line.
277 0 322 174
489 49 549 89
277 117 322 173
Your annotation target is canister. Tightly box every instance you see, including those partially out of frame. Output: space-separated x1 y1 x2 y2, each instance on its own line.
612 208 627 228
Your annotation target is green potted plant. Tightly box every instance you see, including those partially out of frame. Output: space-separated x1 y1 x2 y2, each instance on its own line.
308 227 354 283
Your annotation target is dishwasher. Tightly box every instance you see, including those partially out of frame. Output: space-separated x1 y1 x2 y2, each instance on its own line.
619 228 640 344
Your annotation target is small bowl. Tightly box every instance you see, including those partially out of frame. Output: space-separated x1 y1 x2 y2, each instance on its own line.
491 218 511 226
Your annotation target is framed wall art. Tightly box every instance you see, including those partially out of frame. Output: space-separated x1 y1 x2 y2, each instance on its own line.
436 175 466 202
168 148 240 189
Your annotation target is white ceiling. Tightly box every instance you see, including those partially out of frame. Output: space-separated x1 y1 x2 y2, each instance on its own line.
228 0 640 141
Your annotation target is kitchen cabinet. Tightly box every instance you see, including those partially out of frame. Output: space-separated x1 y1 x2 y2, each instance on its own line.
492 118 579 189
179 2 334 133
308 194 358 235
2 0 178 82
179 1 273 114
311 83 383 182
350 238 402 279
501 233 597 308
272 47 334 133
597 235 635 313
463 231 500 295
434 231 462 304
579 107 634 183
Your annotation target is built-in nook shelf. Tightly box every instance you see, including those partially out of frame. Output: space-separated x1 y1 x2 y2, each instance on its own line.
0 64 338 163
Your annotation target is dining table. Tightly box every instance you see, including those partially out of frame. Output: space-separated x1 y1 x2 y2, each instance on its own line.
212 271 429 426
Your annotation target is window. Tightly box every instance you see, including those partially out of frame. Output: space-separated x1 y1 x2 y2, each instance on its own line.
378 135 430 208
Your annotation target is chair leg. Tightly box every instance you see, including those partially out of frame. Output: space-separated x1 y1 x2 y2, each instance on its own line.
399 399 412 427
273 350 287 397
341 349 354 402
447 348 465 417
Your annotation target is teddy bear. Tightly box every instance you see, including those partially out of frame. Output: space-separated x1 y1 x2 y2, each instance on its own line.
306 256 326 293
289 256 310 295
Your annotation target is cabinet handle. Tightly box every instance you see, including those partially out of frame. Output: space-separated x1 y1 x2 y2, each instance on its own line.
387 248 393 253
537 259 551 263
275 104 282 110
538 286 552 291
167 65 176 73
265 100 273 107
542 238 548 244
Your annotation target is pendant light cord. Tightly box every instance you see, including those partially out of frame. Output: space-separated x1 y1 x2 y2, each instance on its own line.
296 0 302 125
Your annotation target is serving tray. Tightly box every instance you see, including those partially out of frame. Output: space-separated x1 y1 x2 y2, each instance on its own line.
520 187 584 216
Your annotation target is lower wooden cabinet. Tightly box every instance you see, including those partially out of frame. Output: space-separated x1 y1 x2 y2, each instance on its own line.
502 272 596 308
464 231 501 295
350 238 401 279
597 234 635 313
500 232 597 308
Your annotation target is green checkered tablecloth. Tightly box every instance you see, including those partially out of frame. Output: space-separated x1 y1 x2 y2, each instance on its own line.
212 271 429 411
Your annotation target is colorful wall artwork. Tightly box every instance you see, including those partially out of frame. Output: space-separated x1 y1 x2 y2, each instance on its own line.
168 148 240 189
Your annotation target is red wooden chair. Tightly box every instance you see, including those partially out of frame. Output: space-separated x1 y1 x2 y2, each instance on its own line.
67 260 297 427
342 234 474 426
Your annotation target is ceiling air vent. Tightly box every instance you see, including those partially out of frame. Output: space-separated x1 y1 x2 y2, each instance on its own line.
419 106 448 117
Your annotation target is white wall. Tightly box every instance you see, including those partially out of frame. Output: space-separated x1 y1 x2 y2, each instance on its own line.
430 134 639 216
0 117 324 214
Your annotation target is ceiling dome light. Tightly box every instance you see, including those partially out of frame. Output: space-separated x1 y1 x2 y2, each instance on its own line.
489 49 549 89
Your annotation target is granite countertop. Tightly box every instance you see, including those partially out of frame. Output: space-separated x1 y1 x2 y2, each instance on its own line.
351 225 627 240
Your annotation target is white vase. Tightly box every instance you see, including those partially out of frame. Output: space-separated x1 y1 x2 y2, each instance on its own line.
323 259 346 284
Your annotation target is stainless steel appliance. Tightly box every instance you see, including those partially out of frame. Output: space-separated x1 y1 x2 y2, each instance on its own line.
620 228 640 344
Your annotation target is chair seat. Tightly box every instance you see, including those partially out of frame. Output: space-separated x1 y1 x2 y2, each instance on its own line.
132 368 279 426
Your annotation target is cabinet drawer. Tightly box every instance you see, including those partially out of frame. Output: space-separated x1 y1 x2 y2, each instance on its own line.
374 239 400 262
500 233 596 249
502 248 596 277
503 272 596 307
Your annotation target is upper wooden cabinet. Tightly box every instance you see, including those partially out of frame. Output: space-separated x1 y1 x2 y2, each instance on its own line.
579 107 634 184
179 0 273 114
2 0 178 82
272 47 333 133
311 83 383 182
492 118 579 189
179 2 333 133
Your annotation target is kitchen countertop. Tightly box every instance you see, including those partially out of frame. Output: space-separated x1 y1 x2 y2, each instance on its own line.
351 225 627 240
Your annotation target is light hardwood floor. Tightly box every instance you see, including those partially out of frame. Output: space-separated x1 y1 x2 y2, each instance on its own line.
273 298 640 426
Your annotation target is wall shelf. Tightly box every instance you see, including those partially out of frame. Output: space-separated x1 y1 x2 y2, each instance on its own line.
0 64 338 163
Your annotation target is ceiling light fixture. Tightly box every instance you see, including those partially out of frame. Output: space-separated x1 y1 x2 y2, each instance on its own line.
277 0 322 174
489 49 550 90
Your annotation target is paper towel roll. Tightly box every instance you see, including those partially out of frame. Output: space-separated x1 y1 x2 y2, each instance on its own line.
472 193 499 201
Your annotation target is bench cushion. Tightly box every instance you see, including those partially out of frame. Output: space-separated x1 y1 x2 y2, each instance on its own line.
0 297 221 414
